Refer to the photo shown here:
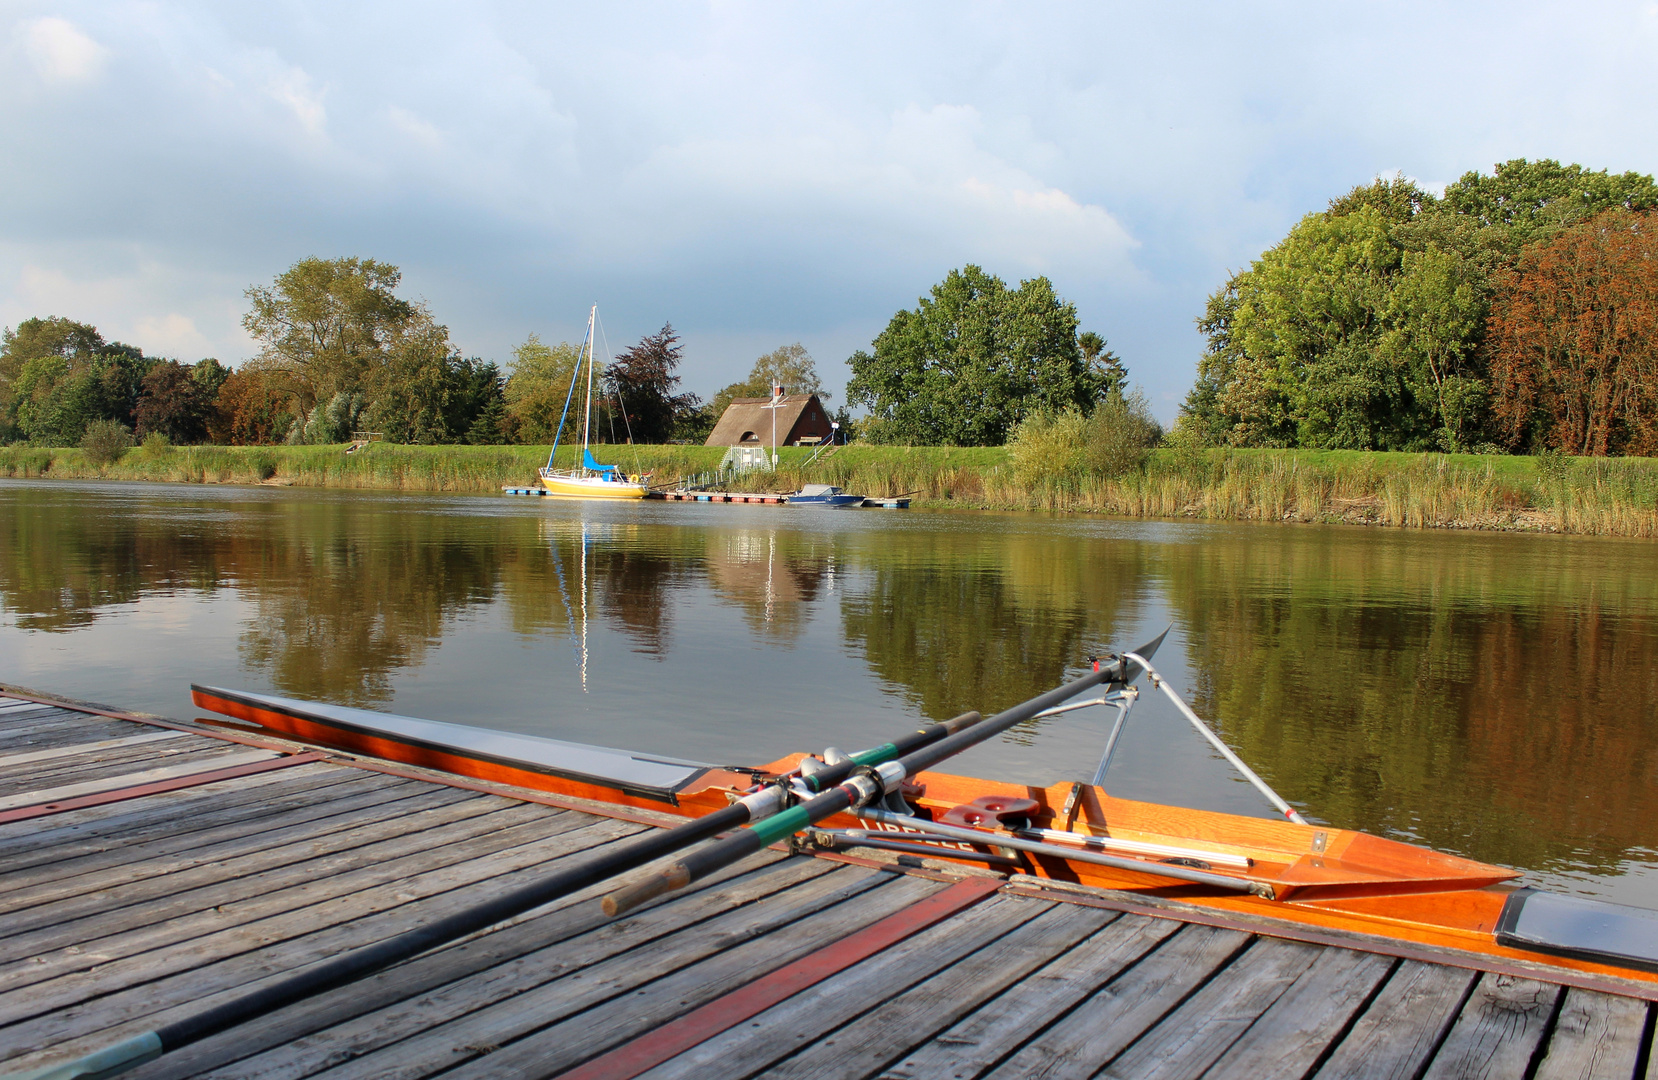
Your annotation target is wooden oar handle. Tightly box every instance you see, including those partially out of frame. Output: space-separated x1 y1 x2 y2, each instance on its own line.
602 862 691 917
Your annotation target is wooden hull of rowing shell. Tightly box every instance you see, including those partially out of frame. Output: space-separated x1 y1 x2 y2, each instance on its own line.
190 685 1657 986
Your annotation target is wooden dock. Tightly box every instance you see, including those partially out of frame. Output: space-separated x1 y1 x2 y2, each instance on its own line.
1 688 1654 1079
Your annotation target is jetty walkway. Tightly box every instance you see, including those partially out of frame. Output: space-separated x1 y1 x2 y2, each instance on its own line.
0 687 1651 1078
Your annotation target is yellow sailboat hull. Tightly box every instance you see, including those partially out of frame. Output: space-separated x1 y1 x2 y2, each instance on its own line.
537 469 649 500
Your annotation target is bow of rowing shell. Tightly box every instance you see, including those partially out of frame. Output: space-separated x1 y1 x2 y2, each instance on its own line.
189 683 1649 988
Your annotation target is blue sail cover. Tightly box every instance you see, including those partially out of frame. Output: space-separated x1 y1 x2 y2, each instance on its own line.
583 448 621 475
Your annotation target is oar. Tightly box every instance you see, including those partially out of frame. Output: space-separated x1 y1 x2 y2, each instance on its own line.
602 631 1168 916
5 710 986 1080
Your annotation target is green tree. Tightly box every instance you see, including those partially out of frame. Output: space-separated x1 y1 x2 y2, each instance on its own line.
708 343 830 422
1214 206 1425 449
1437 159 1658 250
1382 246 1489 449
192 358 231 402
242 257 417 416
847 265 1101 446
504 334 583 444
1183 169 1633 451
1078 332 1127 401
1 317 152 445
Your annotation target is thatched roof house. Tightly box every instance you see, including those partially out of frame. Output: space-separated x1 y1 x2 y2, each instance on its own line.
705 391 834 447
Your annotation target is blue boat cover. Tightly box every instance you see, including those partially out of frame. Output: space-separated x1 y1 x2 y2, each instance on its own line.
583 448 620 474
1496 888 1658 973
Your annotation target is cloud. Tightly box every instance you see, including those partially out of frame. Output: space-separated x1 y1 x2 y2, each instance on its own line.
387 106 444 152
133 313 211 356
20 16 108 83
264 63 325 135
1 252 253 362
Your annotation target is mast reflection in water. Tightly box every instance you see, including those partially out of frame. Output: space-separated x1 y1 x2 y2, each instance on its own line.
1 478 1654 905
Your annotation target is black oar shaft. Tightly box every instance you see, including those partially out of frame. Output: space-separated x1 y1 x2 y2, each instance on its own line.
29 708 993 1078
158 798 751 1048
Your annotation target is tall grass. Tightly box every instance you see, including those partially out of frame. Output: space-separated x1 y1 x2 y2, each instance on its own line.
4 441 1656 536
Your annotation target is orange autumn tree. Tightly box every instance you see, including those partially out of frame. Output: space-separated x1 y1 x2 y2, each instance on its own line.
1487 209 1658 455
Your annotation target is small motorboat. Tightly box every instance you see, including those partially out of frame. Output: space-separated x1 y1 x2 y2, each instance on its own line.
786 484 864 508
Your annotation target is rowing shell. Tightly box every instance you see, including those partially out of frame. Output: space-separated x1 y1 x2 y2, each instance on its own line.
191 684 1658 987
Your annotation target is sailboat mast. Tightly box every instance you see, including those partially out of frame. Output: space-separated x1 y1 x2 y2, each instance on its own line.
580 305 597 466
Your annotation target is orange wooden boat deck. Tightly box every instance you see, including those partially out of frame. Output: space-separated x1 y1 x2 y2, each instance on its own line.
2 685 1654 1079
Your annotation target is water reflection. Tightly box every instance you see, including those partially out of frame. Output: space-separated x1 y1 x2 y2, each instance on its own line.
1163 528 1658 879
2 481 1656 901
838 527 1144 728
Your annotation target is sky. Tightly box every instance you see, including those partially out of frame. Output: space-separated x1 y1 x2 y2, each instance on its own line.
3 2 1657 421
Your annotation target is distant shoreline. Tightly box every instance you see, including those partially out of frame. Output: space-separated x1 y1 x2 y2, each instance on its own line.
3 443 1654 538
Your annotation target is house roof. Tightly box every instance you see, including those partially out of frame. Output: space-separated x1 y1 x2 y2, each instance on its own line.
705 393 828 446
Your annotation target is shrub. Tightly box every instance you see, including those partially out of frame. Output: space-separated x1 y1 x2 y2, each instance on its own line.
1008 408 1091 488
80 419 133 466
139 432 173 460
1087 392 1163 478
1535 446 1575 482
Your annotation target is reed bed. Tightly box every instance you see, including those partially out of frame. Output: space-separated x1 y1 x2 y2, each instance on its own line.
3 442 1655 537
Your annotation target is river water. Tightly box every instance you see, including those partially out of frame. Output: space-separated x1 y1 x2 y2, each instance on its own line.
3 478 1655 905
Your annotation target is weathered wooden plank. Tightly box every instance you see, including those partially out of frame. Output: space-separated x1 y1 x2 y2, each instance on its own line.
878 911 1179 1080
0 747 279 811
0 741 236 795
1418 973 1561 1080
1531 988 1647 1080
1311 960 1480 1080
0 730 189 768
632 893 1043 1080
0 713 147 748
0 723 173 759
0 705 97 727
1199 947 1395 1080
0 763 370 864
0 798 562 980
977 921 1250 1080
0 771 423 895
132 851 835 1080
0 786 507 941
0 816 646 1050
330 872 941 1080
0 780 482 916
1094 937 1322 1080
0 739 262 797
651 898 1114 1080
0 730 212 776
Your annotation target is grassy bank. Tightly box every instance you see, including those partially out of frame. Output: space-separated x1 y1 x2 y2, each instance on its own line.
4 442 1656 537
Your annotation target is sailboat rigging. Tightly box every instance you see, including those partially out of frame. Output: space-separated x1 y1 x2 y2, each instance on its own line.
537 306 650 500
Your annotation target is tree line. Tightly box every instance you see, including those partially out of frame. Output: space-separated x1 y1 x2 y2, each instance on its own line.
12 160 1655 459
0 256 863 451
1181 159 1658 455
0 258 716 449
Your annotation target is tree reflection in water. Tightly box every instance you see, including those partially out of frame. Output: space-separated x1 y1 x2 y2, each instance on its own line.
3 484 1656 896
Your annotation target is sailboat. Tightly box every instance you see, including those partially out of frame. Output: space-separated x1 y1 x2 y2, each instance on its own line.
536 306 650 500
